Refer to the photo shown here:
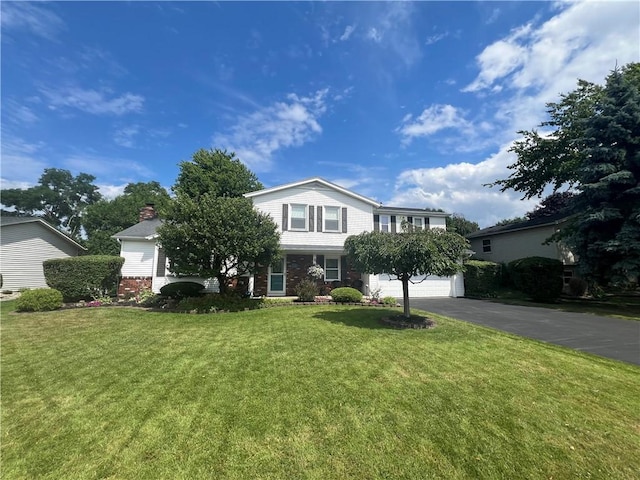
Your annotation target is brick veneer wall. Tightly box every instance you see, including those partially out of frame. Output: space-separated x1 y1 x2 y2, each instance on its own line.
118 277 152 298
253 266 268 297
285 254 314 296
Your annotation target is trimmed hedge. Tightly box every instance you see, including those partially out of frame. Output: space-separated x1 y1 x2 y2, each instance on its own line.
330 287 363 303
176 293 261 313
16 288 63 312
43 256 124 302
508 256 563 302
464 260 502 297
159 281 205 298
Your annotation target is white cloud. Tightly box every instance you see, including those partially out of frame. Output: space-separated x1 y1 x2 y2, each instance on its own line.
364 2 422 67
425 32 448 46
97 183 127 200
0 137 48 185
63 154 153 181
114 125 140 148
340 25 356 41
397 104 472 144
213 89 329 171
367 27 382 43
0 2 65 40
40 86 144 116
3 99 39 124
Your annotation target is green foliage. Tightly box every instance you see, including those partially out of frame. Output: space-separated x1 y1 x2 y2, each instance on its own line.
159 282 205 299
330 287 363 303
176 293 262 313
494 216 527 227
446 214 480 236
345 229 468 317
158 194 280 294
0 168 101 239
464 260 502 297
382 296 398 306
568 277 588 297
295 278 319 302
526 192 575 220
84 182 171 255
508 257 564 302
43 256 124 302
16 288 63 312
173 148 263 199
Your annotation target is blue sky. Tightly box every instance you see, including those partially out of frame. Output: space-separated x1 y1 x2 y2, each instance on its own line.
2 1 638 227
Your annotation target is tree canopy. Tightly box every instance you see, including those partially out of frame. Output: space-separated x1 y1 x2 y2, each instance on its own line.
446 214 480 236
1 168 101 239
83 182 171 255
344 229 468 318
157 194 280 293
173 148 263 198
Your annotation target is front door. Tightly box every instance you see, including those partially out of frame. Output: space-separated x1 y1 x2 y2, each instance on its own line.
268 258 286 296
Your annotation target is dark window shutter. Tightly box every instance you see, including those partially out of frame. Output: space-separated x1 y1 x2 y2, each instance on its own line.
340 255 347 282
317 206 323 232
407 216 413 225
341 207 347 233
282 204 288 231
317 255 325 271
426 217 430 228
309 205 314 232
156 248 166 276
391 215 397 233
374 214 380 232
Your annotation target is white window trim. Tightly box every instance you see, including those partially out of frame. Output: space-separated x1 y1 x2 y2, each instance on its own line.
323 206 341 232
482 239 492 253
413 217 424 230
380 215 390 233
289 203 308 231
324 257 341 281
268 258 286 296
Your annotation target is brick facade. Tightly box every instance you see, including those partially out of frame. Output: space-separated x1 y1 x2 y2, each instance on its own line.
118 276 152 299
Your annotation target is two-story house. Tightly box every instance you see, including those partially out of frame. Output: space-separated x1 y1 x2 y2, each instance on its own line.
113 177 464 299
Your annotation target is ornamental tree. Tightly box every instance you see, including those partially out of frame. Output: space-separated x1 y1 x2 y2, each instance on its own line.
157 194 280 294
344 229 468 318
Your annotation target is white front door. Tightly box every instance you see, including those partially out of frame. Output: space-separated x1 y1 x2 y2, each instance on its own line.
268 258 286 296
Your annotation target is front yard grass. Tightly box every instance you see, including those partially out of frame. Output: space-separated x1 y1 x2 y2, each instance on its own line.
2 304 639 479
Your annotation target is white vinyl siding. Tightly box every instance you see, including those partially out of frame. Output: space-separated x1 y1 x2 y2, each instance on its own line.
324 206 340 232
0 222 84 290
119 240 157 277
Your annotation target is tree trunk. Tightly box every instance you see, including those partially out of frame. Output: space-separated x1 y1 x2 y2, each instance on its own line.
217 273 227 295
402 274 411 318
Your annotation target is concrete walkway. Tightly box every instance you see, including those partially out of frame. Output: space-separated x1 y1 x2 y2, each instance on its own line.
408 298 640 365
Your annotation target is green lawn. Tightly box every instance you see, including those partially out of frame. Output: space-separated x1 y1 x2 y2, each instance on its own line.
2 304 639 479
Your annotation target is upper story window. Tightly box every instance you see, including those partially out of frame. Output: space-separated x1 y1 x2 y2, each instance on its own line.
482 239 492 253
324 206 340 232
290 204 307 230
380 215 390 233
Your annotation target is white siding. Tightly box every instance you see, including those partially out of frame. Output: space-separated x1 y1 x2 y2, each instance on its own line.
0 223 82 290
251 184 375 249
119 240 156 277
369 273 463 298
428 217 447 229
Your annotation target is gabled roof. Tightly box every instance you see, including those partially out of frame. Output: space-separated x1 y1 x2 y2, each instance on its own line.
0 216 87 250
244 177 381 207
466 212 569 239
112 218 163 240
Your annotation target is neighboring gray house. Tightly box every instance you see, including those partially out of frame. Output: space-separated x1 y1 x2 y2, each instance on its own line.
467 213 577 283
0 216 87 290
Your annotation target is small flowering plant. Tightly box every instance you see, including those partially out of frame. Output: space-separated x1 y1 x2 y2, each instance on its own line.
307 263 325 279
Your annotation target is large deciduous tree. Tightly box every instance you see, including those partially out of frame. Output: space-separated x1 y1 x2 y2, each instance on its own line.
174 148 263 198
157 194 280 294
344 229 468 318
446 213 480 236
1 168 101 239
83 182 171 255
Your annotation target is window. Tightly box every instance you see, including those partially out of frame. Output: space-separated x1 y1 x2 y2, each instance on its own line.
413 217 424 231
325 257 340 280
482 239 492 253
324 206 340 231
380 215 390 233
290 204 307 230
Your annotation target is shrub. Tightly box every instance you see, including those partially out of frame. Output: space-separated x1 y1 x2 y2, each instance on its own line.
43 256 124 302
159 281 205 299
382 296 398 306
568 277 588 297
16 288 63 312
176 293 262 313
295 278 318 302
330 287 363 303
508 256 563 302
464 260 502 297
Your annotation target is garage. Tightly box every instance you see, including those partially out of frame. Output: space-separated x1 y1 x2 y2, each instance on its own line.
370 273 464 298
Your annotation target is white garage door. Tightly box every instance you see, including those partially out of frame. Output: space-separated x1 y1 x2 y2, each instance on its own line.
373 273 464 298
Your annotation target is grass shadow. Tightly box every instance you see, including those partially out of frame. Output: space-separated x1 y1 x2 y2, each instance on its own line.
312 307 403 330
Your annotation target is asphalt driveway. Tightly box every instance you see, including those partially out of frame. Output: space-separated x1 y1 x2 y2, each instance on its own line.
408 298 640 365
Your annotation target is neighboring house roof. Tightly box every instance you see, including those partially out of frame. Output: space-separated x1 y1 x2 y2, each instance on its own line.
245 177 382 207
112 218 163 240
466 213 569 239
376 206 450 218
0 216 87 251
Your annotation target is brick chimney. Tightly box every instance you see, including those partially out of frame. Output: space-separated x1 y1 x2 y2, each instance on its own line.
139 203 157 222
